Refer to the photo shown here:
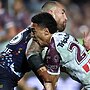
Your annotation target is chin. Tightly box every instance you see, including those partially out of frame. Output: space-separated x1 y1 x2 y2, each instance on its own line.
58 27 65 32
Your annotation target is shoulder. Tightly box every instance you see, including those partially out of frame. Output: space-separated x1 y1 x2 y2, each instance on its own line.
52 32 75 47
52 32 69 40
9 27 31 45
52 32 68 43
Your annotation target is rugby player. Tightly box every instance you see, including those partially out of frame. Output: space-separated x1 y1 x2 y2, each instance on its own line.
31 12 90 90
41 1 90 53
0 26 53 90
19 1 89 90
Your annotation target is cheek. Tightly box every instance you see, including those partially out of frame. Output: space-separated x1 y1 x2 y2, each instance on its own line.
57 18 63 25
55 13 62 22
57 16 64 25
39 34 45 40
39 34 46 42
35 32 43 39
34 31 40 39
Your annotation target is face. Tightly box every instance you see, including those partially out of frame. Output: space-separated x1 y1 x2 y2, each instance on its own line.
31 23 50 47
49 4 67 31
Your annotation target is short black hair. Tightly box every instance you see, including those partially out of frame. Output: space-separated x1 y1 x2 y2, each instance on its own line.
31 12 58 34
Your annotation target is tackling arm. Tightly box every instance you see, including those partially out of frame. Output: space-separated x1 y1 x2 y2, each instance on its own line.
26 40 53 90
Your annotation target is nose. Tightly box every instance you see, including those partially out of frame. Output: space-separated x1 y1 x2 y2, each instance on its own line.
64 13 67 22
64 14 67 22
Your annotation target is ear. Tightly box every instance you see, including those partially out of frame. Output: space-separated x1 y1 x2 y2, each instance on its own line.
48 10 55 19
48 10 53 14
44 28 50 35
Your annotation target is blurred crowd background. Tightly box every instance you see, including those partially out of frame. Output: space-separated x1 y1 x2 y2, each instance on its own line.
0 0 90 90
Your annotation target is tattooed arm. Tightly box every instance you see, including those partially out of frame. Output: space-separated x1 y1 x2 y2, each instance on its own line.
25 40 53 90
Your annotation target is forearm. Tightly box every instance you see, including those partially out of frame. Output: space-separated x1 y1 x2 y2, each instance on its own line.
49 74 59 90
44 83 53 90
27 54 53 90
37 66 53 90
26 40 53 90
37 68 59 90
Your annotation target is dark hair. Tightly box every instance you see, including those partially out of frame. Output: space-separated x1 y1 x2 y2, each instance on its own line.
31 12 58 34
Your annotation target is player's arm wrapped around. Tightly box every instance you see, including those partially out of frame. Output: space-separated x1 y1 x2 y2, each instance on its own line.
26 40 53 90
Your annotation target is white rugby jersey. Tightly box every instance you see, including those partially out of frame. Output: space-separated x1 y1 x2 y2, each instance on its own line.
49 32 90 87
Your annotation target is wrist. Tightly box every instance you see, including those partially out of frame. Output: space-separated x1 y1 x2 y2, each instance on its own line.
44 82 53 90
